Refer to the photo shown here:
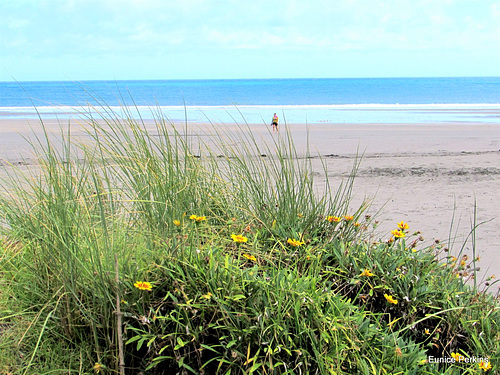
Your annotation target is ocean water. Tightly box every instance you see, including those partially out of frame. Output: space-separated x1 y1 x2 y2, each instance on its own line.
1 77 499 124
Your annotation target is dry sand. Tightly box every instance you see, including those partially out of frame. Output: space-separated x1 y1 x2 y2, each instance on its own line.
1 117 499 286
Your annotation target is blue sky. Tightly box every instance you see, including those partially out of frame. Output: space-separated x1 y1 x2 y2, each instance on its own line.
1 0 499 81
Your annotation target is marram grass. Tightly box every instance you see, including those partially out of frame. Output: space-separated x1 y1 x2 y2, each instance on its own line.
0 107 498 374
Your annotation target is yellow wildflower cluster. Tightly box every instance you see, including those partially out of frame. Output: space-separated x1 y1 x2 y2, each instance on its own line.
384 293 398 305
189 214 206 222
134 281 153 291
324 214 362 230
397 221 409 230
479 360 492 371
326 215 356 223
459 254 469 268
231 234 248 243
242 253 257 262
391 229 406 238
360 269 374 277
287 238 305 247
326 216 341 223
389 221 409 241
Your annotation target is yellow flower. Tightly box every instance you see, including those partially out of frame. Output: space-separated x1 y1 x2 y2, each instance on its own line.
384 294 398 305
451 352 464 362
360 269 374 277
231 234 248 243
287 238 305 247
460 260 466 267
134 281 153 291
344 215 354 221
189 215 206 222
242 253 257 262
397 221 409 230
479 360 492 371
173 220 181 227
93 363 104 373
202 292 213 300
391 229 406 238
326 216 342 223
424 329 430 335
354 222 361 227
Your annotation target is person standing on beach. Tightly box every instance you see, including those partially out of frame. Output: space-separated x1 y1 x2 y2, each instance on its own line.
271 113 279 132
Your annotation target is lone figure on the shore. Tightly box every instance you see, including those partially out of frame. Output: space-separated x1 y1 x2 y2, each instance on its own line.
271 113 279 132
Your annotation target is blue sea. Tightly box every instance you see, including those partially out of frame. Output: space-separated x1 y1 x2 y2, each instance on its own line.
1 77 499 124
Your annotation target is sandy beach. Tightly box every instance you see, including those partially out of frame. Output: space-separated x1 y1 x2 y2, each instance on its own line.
1 117 499 285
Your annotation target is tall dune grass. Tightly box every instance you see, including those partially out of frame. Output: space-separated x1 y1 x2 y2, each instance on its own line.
0 106 498 374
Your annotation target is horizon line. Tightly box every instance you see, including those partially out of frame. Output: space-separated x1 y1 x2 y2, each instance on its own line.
1 75 500 84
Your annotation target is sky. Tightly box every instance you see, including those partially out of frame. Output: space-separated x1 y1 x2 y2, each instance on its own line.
1 0 499 81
